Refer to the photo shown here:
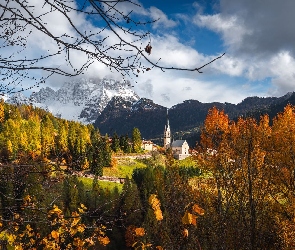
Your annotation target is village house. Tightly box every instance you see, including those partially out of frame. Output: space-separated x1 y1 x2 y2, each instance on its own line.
141 140 155 151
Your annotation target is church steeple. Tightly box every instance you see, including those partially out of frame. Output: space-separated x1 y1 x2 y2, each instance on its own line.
164 108 171 149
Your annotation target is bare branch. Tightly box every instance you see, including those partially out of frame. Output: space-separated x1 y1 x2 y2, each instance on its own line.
0 0 224 94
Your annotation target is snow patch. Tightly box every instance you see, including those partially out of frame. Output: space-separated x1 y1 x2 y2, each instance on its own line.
7 77 140 124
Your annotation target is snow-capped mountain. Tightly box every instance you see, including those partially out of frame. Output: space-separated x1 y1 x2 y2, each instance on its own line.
7 78 140 123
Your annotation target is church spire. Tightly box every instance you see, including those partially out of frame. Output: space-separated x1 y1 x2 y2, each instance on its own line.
166 108 170 128
164 108 171 148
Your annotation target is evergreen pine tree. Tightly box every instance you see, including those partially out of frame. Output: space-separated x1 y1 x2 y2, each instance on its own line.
119 135 126 152
0 166 15 221
90 140 104 176
132 127 142 153
119 134 131 153
91 175 100 209
77 180 86 206
125 136 131 154
102 135 112 167
111 132 120 153
62 176 80 214
89 130 104 176
120 177 143 226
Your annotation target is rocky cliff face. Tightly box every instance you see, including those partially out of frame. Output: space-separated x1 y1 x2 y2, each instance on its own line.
7 78 140 123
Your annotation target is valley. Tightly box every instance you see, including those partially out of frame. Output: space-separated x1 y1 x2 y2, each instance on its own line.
1 97 295 248
2 0 295 248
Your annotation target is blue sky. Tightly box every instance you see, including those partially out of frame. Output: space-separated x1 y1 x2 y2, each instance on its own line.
73 0 295 106
128 0 295 106
4 0 295 107
106 0 291 106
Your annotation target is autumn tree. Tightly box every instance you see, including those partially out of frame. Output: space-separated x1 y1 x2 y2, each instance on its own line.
0 99 4 123
132 165 204 249
24 114 42 159
267 105 295 247
0 202 110 249
53 120 69 165
199 107 281 249
199 107 231 246
0 103 119 247
40 115 55 159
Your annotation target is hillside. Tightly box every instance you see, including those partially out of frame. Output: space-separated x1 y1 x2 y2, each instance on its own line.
1 101 295 249
94 92 295 145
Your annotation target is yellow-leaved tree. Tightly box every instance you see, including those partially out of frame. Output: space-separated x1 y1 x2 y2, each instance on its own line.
0 197 109 249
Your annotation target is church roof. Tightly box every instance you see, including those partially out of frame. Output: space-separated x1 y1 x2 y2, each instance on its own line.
171 140 187 147
142 140 153 144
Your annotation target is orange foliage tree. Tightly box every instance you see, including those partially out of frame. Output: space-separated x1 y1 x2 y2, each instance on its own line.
198 107 282 249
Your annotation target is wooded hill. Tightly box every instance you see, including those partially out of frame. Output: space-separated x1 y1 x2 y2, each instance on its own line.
0 100 146 174
1 100 295 249
94 92 295 146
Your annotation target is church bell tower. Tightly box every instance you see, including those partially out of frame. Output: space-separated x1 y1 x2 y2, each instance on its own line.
163 109 171 149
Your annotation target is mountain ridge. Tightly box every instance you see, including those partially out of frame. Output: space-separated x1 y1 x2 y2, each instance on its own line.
7 78 140 123
7 78 295 147
94 92 295 146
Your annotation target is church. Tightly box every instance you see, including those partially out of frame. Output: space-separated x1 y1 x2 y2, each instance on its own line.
163 110 191 160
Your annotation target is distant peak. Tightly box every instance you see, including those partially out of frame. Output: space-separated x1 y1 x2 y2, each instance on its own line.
6 77 140 124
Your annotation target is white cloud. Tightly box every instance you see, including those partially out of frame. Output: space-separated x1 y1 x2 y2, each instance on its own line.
268 51 295 96
4 0 285 107
193 13 252 52
147 35 205 69
209 54 245 77
78 0 295 104
102 0 148 17
1 0 89 73
149 7 177 29
133 65 257 107
99 1 177 30
191 0 295 98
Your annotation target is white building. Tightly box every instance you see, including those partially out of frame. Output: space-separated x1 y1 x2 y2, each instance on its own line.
142 140 154 151
171 140 190 160
164 109 191 160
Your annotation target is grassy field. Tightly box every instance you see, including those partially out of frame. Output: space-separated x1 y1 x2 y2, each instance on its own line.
177 156 198 168
78 158 145 193
103 157 148 178
78 176 124 192
79 155 200 192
